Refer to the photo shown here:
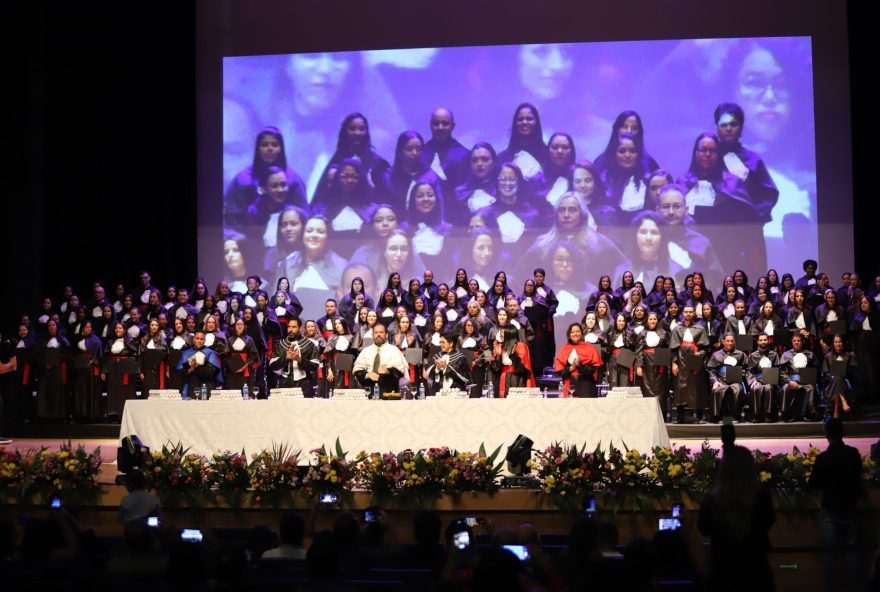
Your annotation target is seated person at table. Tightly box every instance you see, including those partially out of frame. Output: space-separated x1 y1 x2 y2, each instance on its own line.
706 333 748 422
779 333 818 422
353 324 407 396
425 332 471 395
175 330 223 399
269 317 320 397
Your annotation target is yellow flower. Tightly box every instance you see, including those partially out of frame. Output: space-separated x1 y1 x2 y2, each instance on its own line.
545 475 556 486
330 476 338 483
786 453 796 462
668 464 682 477
760 471 771 483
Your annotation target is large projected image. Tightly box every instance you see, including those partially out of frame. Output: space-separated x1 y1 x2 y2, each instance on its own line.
221 37 815 322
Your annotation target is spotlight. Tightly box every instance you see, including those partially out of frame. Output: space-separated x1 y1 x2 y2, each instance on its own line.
505 434 533 476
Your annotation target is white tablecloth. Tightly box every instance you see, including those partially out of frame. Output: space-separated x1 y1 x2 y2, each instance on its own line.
120 398 669 457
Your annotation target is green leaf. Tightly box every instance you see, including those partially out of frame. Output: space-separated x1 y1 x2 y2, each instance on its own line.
479 443 487 457
487 444 503 466
335 437 345 458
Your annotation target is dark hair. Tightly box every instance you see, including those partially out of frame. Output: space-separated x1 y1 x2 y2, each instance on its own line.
505 102 546 156
391 130 425 172
279 513 305 546
685 131 724 180
334 112 372 156
327 157 371 201
824 417 844 440
406 178 447 227
545 131 577 174
251 127 289 180
713 102 745 127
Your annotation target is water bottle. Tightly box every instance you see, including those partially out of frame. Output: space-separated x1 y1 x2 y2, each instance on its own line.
242 383 249 400
418 383 425 400
542 387 547 399
486 383 494 399
373 383 380 400
200 384 207 400
328 388 334 399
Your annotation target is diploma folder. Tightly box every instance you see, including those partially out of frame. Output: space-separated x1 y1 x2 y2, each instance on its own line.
651 348 672 366
335 352 354 373
735 334 754 353
722 365 744 385
614 348 636 369
405 348 423 365
759 367 780 385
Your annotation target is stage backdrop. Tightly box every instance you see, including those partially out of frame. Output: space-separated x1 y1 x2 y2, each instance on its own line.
211 37 823 322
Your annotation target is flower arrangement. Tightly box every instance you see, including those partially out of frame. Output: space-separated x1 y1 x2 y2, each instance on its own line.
301 438 359 500
140 442 206 498
248 443 302 503
0 443 102 501
203 450 250 503
358 444 503 506
1 438 876 510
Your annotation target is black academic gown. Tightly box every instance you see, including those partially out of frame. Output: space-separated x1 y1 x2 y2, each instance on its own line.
165 332 193 391
138 334 168 396
101 337 138 417
70 333 104 419
634 329 670 410
224 334 259 394
746 347 781 421
668 324 710 410
268 336 320 396
706 348 748 419
34 334 70 420
426 350 471 395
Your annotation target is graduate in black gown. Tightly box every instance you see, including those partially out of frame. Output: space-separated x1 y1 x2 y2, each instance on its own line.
70 320 103 421
402 179 453 279
425 332 471 395
422 107 470 199
224 318 259 396
849 295 880 405
706 333 749 422
669 305 711 421
34 319 69 421
269 318 321 397
137 319 168 397
165 318 192 392
634 312 670 415
779 333 818 421
519 279 552 376
380 130 441 214
677 132 765 274
325 318 356 390
746 333 781 423
821 334 856 419
497 103 547 188
605 313 636 387
9 324 36 422
452 142 498 227
713 103 779 227
224 126 307 230
312 112 390 204
101 321 138 419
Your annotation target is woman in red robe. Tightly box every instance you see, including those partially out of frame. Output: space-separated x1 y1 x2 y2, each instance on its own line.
555 322 603 397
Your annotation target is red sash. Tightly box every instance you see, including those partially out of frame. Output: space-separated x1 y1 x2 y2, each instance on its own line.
111 356 131 385
238 352 250 377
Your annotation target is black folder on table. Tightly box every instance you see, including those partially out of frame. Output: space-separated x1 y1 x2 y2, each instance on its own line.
760 367 780 385
735 334 754 353
614 348 636 369
829 359 848 378
798 366 818 385
723 365 744 384
683 352 704 372
775 327 793 349
335 352 354 373
651 348 672 366
827 320 847 337
405 348 423 365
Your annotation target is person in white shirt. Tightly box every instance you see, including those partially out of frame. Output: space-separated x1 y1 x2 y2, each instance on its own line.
352 324 407 395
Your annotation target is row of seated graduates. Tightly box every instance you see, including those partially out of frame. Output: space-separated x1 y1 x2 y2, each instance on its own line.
5 260 880 421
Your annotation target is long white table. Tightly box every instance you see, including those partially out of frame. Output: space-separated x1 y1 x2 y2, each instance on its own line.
120 398 669 457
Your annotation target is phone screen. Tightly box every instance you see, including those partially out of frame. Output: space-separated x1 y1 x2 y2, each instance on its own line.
320 493 338 504
465 516 479 527
658 518 681 531
50 498 62 509
147 516 159 528
181 528 203 542
671 503 681 518
503 544 530 561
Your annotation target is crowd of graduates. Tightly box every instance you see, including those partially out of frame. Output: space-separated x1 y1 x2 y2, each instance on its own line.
2 256 878 426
